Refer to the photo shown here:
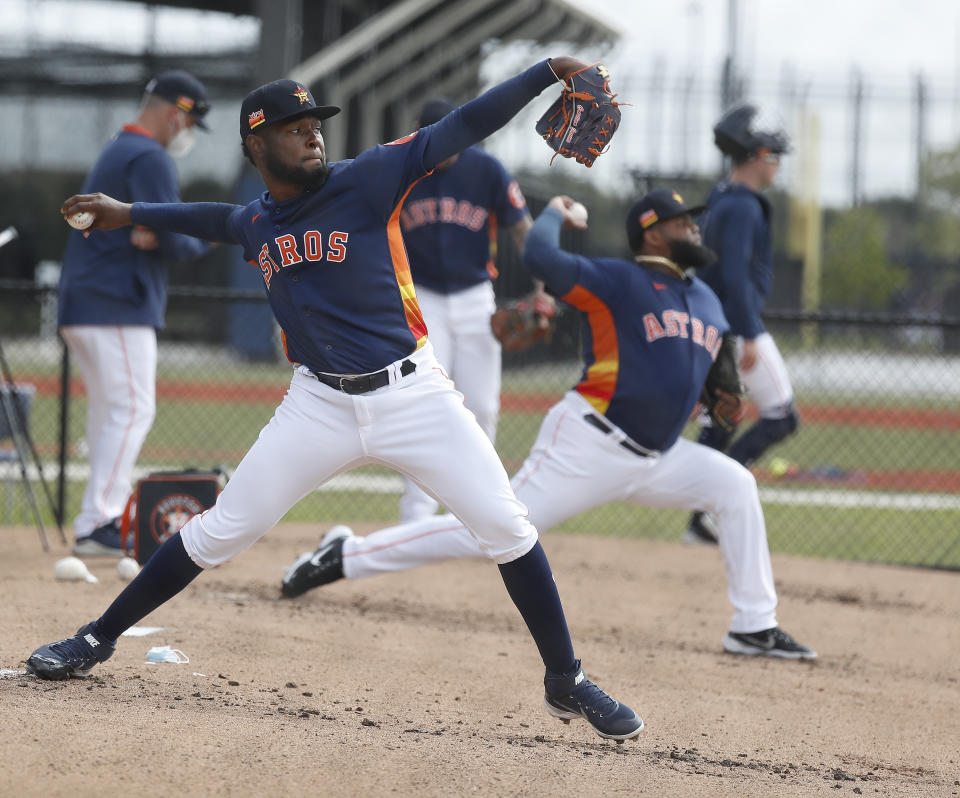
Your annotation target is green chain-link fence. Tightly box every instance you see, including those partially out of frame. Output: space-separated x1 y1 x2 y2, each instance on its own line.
2 281 958 569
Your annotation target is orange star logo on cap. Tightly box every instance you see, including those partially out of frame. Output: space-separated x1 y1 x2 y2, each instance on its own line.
292 86 310 104
672 191 684 204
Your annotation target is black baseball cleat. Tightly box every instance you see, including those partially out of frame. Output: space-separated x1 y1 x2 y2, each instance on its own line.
281 525 352 598
681 511 720 545
722 627 817 660
543 661 644 742
26 622 116 680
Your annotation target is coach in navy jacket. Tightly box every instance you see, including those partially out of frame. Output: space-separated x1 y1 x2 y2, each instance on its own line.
58 71 211 556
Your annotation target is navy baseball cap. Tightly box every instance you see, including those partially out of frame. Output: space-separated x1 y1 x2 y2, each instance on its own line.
146 70 211 130
626 188 706 251
240 79 340 142
417 98 456 126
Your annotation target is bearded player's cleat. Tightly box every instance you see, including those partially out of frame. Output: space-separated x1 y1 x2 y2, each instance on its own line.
26 622 116 680
722 627 817 660
281 525 352 598
543 660 644 741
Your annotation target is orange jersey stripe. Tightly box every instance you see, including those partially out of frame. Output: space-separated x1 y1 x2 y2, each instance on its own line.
387 176 432 347
564 285 619 415
486 211 499 280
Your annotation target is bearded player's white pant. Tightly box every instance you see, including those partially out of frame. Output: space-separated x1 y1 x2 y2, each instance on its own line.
341 390 778 635
399 281 501 522
60 325 157 540
178 341 536 569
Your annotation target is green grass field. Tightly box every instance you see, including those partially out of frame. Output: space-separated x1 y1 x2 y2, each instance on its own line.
4 356 958 569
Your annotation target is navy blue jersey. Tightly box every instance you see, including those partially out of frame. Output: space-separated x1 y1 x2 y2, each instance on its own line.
399 147 528 293
131 60 558 375
220 132 437 373
524 208 730 452
695 181 773 339
58 126 209 329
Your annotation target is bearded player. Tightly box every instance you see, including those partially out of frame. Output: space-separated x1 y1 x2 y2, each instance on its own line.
27 59 644 743
282 189 817 661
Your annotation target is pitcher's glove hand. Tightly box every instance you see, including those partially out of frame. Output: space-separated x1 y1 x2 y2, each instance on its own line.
701 333 745 431
535 63 623 168
490 291 556 353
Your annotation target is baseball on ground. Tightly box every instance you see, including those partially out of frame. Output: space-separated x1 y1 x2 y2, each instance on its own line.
53 556 99 583
67 211 95 230
567 202 588 226
116 557 141 581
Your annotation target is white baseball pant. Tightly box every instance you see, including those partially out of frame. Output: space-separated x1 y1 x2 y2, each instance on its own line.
60 325 157 539
178 341 536 569
341 390 778 634
398 281 501 521
738 331 794 418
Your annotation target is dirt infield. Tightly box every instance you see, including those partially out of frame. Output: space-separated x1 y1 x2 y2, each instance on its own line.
1 523 957 797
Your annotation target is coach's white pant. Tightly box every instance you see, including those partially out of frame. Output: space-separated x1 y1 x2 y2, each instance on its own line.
179 342 536 569
60 325 157 539
399 282 501 522
343 391 777 634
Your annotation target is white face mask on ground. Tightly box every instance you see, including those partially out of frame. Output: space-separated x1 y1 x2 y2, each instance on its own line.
167 124 197 159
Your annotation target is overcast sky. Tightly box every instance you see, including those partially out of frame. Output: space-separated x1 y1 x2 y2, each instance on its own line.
3 0 960 206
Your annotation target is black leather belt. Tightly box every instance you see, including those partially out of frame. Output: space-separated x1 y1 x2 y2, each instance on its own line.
313 359 416 395
583 413 657 458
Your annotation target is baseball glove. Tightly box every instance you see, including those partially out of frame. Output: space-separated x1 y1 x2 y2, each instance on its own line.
535 63 623 168
701 333 745 431
490 292 556 353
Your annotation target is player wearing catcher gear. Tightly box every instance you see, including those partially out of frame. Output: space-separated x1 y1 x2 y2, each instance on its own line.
58 71 211 557
395 98 536 522
28 59 644 743
282 188 817 661
684 103 800 546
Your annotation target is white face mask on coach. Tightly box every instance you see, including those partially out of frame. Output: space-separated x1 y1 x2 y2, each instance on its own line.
167 112 197 159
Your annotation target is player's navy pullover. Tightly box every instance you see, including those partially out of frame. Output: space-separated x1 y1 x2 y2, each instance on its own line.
524 208 730 452
129 60 558 375
694 181 773 339
399 146 528 294
58 126 209 329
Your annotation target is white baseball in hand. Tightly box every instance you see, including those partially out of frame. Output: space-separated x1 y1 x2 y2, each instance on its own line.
67 211 94 230
567 202 588 226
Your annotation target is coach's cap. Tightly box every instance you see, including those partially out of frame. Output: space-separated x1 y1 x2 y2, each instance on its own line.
417 98 456 127
146 71 211 130
626 188 706 251
240 79 340 142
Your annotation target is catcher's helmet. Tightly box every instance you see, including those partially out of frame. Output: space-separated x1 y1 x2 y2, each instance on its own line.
713 103 790 160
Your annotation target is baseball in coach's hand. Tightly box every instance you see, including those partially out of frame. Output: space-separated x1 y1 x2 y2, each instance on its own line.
567 202 588 226
67 211 95 230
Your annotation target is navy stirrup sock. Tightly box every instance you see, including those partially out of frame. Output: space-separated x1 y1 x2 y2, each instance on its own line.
498 542 576 676
95 532 203 642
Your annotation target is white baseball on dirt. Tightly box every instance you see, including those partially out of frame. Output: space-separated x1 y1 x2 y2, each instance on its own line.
567 202 588 226
116 557 141 581
53 556 99 583
67 211 94 230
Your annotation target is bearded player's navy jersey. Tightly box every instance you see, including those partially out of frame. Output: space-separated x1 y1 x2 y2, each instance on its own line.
524 208 730 452
695 181 773 339
399 146 528 294
130 59 558 375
